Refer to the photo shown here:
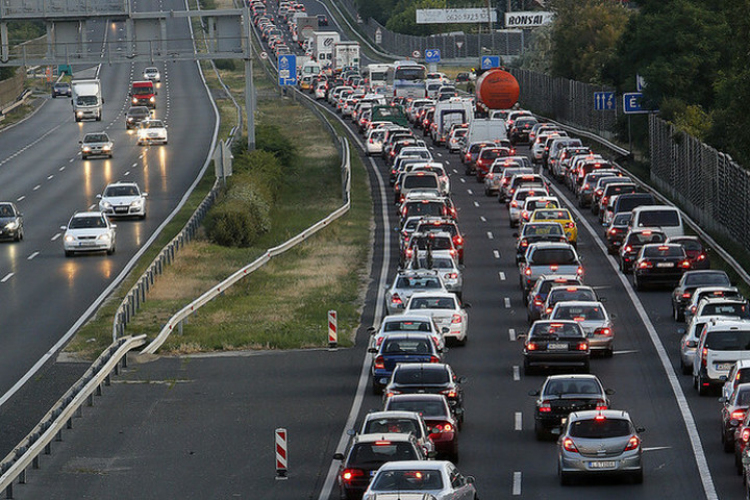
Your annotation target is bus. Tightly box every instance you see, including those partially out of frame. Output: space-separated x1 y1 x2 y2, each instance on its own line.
363 63 390 94
386 60 427 99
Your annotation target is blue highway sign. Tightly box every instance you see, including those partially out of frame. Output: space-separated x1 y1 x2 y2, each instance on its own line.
623 92 654 114
594 91 615 111
480 56 500 70
278 54 297 86
425 49 441 63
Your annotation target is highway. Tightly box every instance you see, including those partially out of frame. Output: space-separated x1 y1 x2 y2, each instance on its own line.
0 0 217 458
1 1 747 499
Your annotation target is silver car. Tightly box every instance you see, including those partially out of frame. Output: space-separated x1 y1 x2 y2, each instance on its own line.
558 410 644 485
385 270 447 316
363 460 478 500
548 301 614 357
405 249 463 298
80 132 113 160
403 291 469 345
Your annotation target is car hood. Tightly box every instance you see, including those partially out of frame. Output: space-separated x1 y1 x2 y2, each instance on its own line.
0 216 18 224
102 196 141 205
67 228 110 237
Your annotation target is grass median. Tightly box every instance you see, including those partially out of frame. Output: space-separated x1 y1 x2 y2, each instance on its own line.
66 58 372 358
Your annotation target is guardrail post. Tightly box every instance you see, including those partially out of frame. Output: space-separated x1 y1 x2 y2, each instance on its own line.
44 442 50 454
96 383 102 396
19 468 25 484
5 482 12 498
87 393 93 406
66 418 72 430
104 374 111 387
122 353 128 369
32 456 39 469
178 320 183 336
55 430 62 442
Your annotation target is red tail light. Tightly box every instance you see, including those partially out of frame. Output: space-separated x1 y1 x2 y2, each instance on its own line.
576 266 584 276
441 389 457 398
429 355 440 363
391 294 403 306
681 260 692 269
595 399 608 410
374 355 385 370
742 428 750 443
577 342 589 351
527 342 538 351
594 327 612 336
562 438 579 453
623 245 632 253
451 313 462 324
601 196 608 206
624 435 640 451
524 267 532 276
732 410 747 421
341 468 366 483
566 222 575 229
682 292 692 299
638 261 653 269
550 265 559 271
701 347 708 367
511 200 518 208
431 422 453 433
538 401 551 412
454 236 463 245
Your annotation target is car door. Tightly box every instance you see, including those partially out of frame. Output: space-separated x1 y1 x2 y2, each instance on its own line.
447 464 472 499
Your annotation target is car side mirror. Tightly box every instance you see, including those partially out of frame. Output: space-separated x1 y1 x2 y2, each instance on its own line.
78 141 82 144
457 376 467 384
465 475 476 485
60 225 67 231
599 297 607 303
367 347 378 354
605 388 615 395
636 427 646 434
610 314 617 320
677 328 686 335
441 327 449 334
96 194 102 199
516 333 526 340
333 452 344 460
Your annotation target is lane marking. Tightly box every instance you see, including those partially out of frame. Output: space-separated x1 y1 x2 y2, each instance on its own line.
515 412 522 431
473 201 479 208
47 175 54 180
614 349 639 355
1 273 13 283
487 231 494 240
33 185 40 191
16 196 24 202
643 446 672 452
51 233 61 241
452 168 458 174
460 178 465 184
509 328 516 341
513 365 520 381
480 216 486 222
124 171 130 176
27 252 39 260
493 250 500 259
59 166 65 171
498 271 506 280
467 189 473 195
504 297 511 308
512 471 522 495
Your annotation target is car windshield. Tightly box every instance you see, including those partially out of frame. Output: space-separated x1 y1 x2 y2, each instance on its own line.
70 216 106 229
76 95 98 106
569 418 631 439
554 305 605 321
409 296 456 310
370 469 444 491
394 367 449 384
531 322 582 338
544 378 602 396
84 134 109 143
348 442 419 466
145 121 164 128
386 399 448 418
104 185 139 197
363 418 419 435
530 248 576 265
382 339 433 354
383 320 432 332
0 204 14 217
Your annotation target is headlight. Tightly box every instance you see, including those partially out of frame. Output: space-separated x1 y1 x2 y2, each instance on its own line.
64 234 75 242
130 199 143 208
76 111 84 117
101 201 112 209
103 145 112 151
97 233 111 241
82 147 92 152
149 97 155 102
5 221 18 230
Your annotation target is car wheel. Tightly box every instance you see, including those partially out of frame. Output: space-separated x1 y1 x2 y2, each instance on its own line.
681 358 692 375
82 155 87 160
64 250 73 257
13 228 22 242
674 304 684 322
724 431 735 453
534 420 547 441
107 246 115 255
697 375 709 396
630 469 643 484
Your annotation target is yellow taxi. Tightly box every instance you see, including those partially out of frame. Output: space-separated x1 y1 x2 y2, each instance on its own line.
528 208 578 245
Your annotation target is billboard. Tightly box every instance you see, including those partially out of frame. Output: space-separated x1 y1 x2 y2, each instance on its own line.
416 8 498 24
504 11 554 28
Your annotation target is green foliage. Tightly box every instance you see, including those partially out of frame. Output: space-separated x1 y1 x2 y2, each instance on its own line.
205 185 271 247
214 59 237 71
516 25 553 73
255 123 297 165
549 0 630 84
232 149 284 203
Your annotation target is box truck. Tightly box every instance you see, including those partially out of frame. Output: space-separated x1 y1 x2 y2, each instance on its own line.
71 79 102 122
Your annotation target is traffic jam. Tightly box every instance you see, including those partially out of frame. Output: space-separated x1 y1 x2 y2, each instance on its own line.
253 1 750 498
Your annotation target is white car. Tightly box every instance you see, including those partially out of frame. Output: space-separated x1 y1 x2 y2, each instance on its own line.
366 128 386 156
363 460 477 500
61 212 116 257
405 249 463 298
143 66 161 82
369 313 445 352
314 83 326 100
403 291 469 345
137 119 168 145
97 182 148 219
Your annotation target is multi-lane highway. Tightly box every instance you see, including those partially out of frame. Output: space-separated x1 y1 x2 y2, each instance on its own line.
2 0 748 499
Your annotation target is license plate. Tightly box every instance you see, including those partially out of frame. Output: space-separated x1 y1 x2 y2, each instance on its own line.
656 262 674 268
547 343 568 350
79 241 97 247
588 461 617 469
716 362 734 371
115 207 128 213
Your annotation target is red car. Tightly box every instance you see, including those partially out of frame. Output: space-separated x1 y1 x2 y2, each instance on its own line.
384 394 460 462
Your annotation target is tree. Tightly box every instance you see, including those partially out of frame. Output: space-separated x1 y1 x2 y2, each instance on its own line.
549 0 630 84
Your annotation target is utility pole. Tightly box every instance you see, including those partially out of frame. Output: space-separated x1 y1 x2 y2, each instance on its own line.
487 0 494 53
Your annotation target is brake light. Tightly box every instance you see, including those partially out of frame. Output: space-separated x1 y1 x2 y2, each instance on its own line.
624 435 640 451
743 428 750 443
341 468 366 483
374 355 385 370
583 184 590 190
520 240 528 248
566 222 575 229
538 401 551 412
638 261 653 269
441 389 457 398
562 438 578 452
577 342 589 351
701 347 708 367
432 422 454 433
601 196 608 206
595 399 608 410
527 342 538 351
697 253 707 261
511 200 518 208
524 267 532 276
681 260 692 269
550 265 559 271
429 355 440 363
682 292 692 299
391 294 403 306
733 410 747 421
384 391 400 398
576 266 584 276
623 245 632 253
454 236 463 245
594 327 612 336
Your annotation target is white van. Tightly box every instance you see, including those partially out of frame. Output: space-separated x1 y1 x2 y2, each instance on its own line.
693 318 750 395
630 205 685 239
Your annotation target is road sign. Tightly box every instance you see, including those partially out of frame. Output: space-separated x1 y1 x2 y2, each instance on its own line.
259 51 268 60
278 54 297 87
623 92 654 114
412 50 421 58
481 56 500 70
425 49 441 63
594 91 615 111
636 74 646 92
456 41 464 49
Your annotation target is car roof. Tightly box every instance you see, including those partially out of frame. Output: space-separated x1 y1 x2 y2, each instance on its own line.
546 374 601 382
354 432 418 444
73 211 105 218
365 410 423 420
569 409 630 421
377 460 448 471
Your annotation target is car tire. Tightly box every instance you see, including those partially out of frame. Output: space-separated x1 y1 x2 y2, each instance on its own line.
630 469 643 484
681 358 692 375
13 228 22 242
534 420 548 441
674 304 684 322
559 467 573 486
64 250 73 257
724 431 735 453
697 375 709 396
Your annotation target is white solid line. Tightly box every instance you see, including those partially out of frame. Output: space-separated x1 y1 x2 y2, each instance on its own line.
27 252 39 260
509 328 516 341
499 271 506 280
487 231 494 239
480 216 486 222
51 233 61 241
1 273 13 283
493 250 500 259
515 412 522 431
467 189 473 195
512 471 522 495
513 365 520 381
504 297 511 308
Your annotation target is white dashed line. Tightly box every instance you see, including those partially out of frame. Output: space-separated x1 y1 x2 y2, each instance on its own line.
132 163 138 167
69 158 74 163
513 366 520 381
27 252 39 260
460 178 465 184
59 166 65 171
504 297 511 308
473 201 479 207
88 204 96 210
445 161 450 165
1 273 13 283
480 216 486 222
452 168 458 174
498 271 506 280
493 250 500 259
512 472 522 495
509 328 516 341
51 233 61 241
515 412 522 431
124 171 130 176
33 185 40 191
467 189 473 195
487 231 494 240
17 196 24 202
47 175 53 180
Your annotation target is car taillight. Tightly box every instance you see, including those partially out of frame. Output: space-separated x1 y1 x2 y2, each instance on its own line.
441 389 457 398
538 401 551 412
391 294 402 305
681 260 692 269
623 245 632 253
511 200 518 208
341 468 366 483
520 240 528 248
697 253 707 261
601 196 608 205
384 390 400 398
742 428 750 443
429 355 440 363
562 438 578 453
682 292 692 298
432 422 453 433
638 261 653 269
577 266 584 276
524 267 532 276
577 342 589 351
451 313 462 324
374 355 385 370
550 265 559 271
608 228 619 236
624 435 640 451
583 184 590 190
566 222 575 229
701 347 708 367
594 327 612 336
732 410 747 422
445 273 458 280
454 236 463 246
527 342 538 351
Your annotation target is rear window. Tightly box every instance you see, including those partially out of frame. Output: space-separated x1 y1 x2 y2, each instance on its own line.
370 469 444 491
533 209 572 221
627 232 666 245
705 330 750 350
543 378 601 396
570 418 631 439
480 149 509 160
523 224 564 237
604 184 636 196
382 338 433 354
616 195 654 213
637 210 681 227
386 399 448 418
409 296 456 309
394 367 449 384
349 442 419 466
549 289 597 303
395 276 442 289
553 305 605 321
685 272 730 286
643 246 685 258
701 303 749 318
383 320 432 332
403 175 438 189
363 418 419 435
530 322 583 338
531 248 577 265
404 202 445 218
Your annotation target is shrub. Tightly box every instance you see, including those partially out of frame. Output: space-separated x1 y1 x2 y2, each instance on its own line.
232 149 285 202
256 124 296 165
214 59 237 71
205 184 270 247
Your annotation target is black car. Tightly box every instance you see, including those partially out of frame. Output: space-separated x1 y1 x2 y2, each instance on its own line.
317 14 329 26
530 374 612 440
51 81 71 98
604 211 632 254
668 235 711 270
521 320 589 374
633 243 691 290
619 228 667 273
509 116 538 145
383 363 466 428
455 72 470 83
125 106 151 129
0 202 23 241
670 269 731 321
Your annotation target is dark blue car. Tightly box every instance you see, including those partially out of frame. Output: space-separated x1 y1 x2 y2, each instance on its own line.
368 333 443 394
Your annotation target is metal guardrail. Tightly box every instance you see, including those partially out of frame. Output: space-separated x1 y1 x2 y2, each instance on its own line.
0 335 147 498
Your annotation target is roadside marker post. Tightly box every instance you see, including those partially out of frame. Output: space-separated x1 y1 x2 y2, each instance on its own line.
275 428 288 479
328 310 338 350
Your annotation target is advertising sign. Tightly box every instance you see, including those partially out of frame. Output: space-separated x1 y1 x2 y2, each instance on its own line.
416 8 498 24
504 11 554 28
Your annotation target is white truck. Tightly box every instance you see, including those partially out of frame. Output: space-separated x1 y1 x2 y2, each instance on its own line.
311 31 340 68
431 97 474 145
333 41 360 71
71 79 102 122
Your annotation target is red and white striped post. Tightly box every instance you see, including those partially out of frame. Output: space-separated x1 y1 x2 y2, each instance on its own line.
328 310 337 350
275 428 288 479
